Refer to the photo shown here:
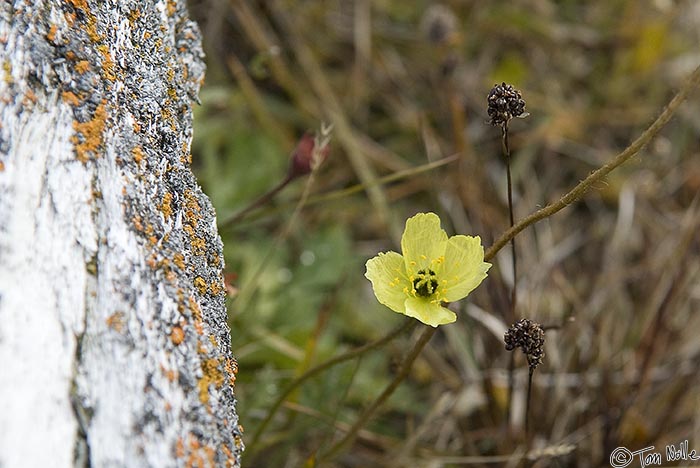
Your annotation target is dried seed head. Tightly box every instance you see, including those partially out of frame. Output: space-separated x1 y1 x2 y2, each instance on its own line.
504 318 545 371
487 82 527 127
421 5 458 45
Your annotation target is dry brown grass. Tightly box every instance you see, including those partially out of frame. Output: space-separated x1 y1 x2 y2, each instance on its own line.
189 1 700 466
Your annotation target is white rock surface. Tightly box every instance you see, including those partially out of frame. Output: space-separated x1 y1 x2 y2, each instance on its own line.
0 2 242 467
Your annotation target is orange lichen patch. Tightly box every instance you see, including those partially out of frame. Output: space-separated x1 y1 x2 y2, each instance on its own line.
62 91 81 106
72 101 107 163
224 357 238 387
209 280 223 297
147 253 158 270
67 0 88 9
166 270 177 283
182 189 203 237
221 444 235 466
182 224 194 237
171 326 185 345
180 153 193 165
161 364 178 383
209 255 220 267
173 253 186 270
64 11 76 26
164 401 172 412
133 121 141 133
167 0 177 16
47 24 57 42
188 297 204 335
131 145 144 164
160 192 173 220
132 215 144 232
0 161 5 172
3 61 13 84
175 438 185 458
191 236 205 256
183 434 216 468
193 276 207 295
106 311 126 332
208 335 218 348
197 358 224 404
184 190 201 217
97 45 116 81
22 89 38 107
66 0 100 42
128 8 141 23
75 60 90 74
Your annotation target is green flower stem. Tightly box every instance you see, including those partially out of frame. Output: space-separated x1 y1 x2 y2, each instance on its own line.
248 320 415 452
319 325 437 462
485 63 700 262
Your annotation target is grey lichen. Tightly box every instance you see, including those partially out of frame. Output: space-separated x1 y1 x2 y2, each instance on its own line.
0 0 242 466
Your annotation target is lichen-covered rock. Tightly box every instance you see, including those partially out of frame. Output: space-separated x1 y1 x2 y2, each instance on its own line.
0 1 242 467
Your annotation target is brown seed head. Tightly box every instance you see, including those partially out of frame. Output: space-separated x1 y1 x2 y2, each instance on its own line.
504 318 545 371
487 82 526 127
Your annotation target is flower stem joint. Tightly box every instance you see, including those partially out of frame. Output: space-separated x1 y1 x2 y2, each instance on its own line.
365 213 491 327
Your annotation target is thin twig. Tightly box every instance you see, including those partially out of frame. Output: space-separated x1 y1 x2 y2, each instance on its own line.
236 154 459 224
222 174 292 227
484 64 700 262
525 368 534 438
248 320 415 451
502 123 517 321
506 351 515 430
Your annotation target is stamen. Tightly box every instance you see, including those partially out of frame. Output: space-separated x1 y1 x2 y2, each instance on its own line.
412 269 439 297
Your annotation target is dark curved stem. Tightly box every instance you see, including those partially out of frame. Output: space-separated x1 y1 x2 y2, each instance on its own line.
319 326 436 462
506 351 515 429
485 63 700 262
222 173 293 228
248 320 415 452
502 123 517 322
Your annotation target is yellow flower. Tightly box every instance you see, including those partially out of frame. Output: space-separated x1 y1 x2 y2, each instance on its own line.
365 213 491 327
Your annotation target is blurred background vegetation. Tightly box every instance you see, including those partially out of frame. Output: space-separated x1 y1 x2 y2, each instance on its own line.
187 1 700 466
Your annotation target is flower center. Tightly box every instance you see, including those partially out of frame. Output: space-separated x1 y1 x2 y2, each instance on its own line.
413 269 438 297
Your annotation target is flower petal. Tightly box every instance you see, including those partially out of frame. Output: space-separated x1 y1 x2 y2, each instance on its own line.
400 213 448 272
365 251 410 313
404 297 456 327
437 235 491 302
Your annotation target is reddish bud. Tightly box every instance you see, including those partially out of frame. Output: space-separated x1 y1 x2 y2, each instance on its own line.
288 132 330 179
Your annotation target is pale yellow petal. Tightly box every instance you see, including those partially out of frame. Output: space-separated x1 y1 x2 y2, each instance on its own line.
400 212 448 272
365 251 410 313
437 235 491 302
404 297 456 327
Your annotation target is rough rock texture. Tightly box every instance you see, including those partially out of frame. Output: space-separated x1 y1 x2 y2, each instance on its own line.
0 1 243 467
